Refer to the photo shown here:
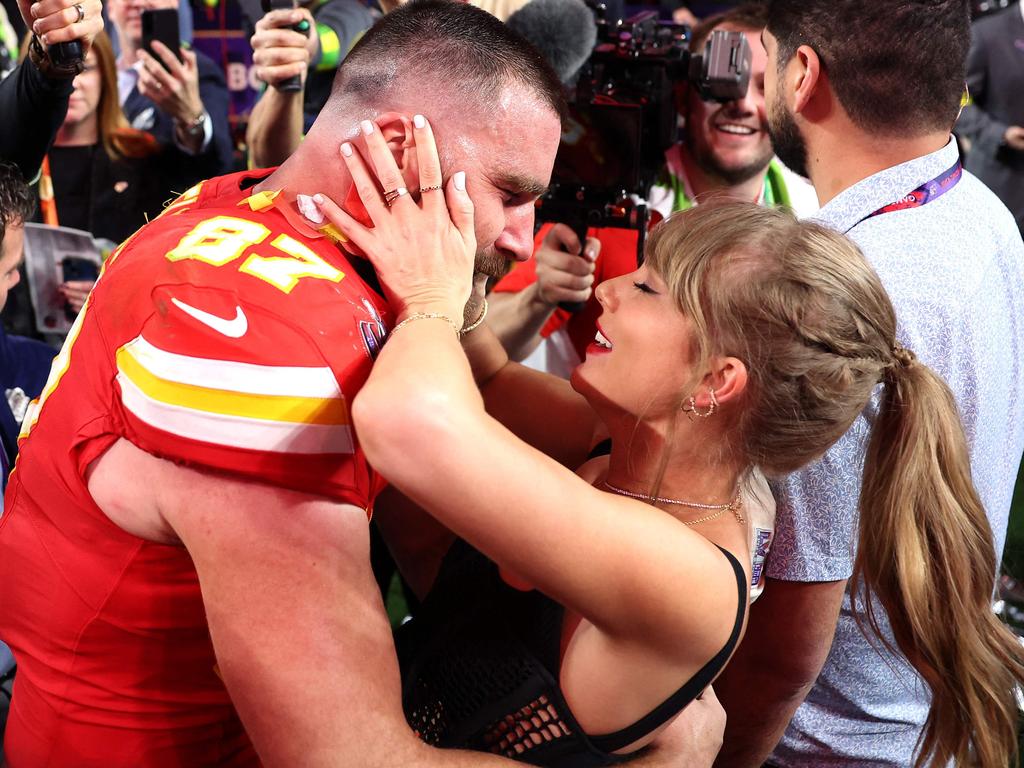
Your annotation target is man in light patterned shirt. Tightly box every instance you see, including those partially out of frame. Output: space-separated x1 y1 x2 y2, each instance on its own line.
713 1 1024 766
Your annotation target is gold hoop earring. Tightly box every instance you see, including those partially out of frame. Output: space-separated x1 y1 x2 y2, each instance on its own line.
683 388 717 418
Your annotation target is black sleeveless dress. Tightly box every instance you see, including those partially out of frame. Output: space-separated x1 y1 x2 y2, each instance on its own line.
396 539 746 767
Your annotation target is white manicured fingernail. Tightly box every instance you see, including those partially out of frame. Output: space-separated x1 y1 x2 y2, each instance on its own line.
297 194 325 224
360 120 374 136
341 142 352 157
454 172 466 191
413 114 425 129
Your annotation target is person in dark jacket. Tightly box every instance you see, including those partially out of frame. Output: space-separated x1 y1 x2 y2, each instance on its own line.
38 31 201 246
0 0 103 180
955 1 1024 234
107 0 235 182
0 162 55 491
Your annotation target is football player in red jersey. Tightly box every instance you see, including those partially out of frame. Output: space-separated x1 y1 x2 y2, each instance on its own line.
0 2 575 765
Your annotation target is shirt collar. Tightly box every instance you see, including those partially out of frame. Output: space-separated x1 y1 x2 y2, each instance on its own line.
117 64 139 107
813 136 959 234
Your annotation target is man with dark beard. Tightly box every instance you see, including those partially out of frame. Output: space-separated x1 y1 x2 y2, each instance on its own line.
486 2 815 375
712 1 1024 767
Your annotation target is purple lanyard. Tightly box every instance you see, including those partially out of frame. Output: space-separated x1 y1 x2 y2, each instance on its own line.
859 160 963 224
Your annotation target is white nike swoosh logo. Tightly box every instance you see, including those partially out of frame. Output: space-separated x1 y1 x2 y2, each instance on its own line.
171 298 249 338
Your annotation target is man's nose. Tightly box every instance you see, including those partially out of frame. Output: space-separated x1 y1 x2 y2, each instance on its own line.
721 94 756 118
495 207 536 263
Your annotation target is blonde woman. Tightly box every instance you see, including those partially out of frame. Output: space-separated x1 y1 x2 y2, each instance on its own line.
314 117 1024 768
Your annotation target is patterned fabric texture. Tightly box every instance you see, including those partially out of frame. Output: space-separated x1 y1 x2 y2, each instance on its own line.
769 138 1024 766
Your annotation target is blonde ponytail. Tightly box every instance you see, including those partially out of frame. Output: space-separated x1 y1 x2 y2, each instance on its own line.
645 202 1024 767
856 351 1024 768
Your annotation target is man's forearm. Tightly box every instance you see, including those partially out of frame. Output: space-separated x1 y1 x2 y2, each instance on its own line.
487 285 558 362
247 86 305 168
713 578 846 768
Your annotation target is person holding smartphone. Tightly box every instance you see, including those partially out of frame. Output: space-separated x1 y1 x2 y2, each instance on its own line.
107 0 234 178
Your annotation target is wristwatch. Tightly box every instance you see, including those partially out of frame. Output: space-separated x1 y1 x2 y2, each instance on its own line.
28 34 84 79
179 109 207 139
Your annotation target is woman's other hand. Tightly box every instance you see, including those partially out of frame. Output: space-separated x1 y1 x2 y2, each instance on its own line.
312 115 475 324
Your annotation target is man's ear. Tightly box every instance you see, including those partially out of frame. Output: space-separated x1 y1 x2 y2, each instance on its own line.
791 44 823 117
374 112 419 185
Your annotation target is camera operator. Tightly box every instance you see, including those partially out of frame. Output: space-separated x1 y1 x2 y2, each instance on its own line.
0 0 103 179
245 0 374 168
488 2 814 375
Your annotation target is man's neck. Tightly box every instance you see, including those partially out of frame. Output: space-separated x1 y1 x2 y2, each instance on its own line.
118 40 140 69
809 129 950 207
676 144 766 204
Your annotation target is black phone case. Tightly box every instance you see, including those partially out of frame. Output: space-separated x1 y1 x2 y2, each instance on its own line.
61 257 99 283
141 9 183 69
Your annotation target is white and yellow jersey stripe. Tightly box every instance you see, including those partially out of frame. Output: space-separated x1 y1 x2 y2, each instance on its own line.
115 336 353 455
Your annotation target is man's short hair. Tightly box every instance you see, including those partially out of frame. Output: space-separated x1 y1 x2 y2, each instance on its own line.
690 2 767 54
333 0 566 123
766 0 970 135
0 162 35 245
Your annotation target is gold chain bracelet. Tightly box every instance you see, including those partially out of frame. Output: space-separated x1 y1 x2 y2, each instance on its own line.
389 312 461 338
388 298 489 340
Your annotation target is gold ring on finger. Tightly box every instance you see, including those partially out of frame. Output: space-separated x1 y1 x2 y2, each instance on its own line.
383 187 408 207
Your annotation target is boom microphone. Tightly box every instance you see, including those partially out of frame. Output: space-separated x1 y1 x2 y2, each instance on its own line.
506 0 597 85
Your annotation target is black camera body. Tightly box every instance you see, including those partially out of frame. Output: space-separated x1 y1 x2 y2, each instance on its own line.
536 9 752 267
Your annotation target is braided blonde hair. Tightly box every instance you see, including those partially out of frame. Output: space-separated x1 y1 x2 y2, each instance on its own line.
645 202 1024 768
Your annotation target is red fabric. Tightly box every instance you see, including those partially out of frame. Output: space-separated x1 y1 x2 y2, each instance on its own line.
493 223 643 361
0 170 393 767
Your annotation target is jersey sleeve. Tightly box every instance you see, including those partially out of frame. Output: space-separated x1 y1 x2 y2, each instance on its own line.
111 282 372 507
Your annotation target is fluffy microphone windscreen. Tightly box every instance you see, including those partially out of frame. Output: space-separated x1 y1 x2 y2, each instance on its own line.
506 0 598 84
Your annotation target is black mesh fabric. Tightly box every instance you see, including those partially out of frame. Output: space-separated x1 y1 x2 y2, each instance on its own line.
397 537 747 767
396 541 625 767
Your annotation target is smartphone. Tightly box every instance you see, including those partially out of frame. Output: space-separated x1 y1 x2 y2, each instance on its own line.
141 9 182 70
60 256 99 321
60 256 99 284
260 0 306 92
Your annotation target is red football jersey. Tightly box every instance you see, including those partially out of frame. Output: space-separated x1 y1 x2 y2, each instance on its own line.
0 170 393 767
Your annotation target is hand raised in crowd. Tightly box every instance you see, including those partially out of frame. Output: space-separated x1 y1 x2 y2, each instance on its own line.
136 41 204 140
58 280 94 314
534 223 598 307
251 8 318 90
23 0 103 54
1004 125 1024 152
313 116 476 322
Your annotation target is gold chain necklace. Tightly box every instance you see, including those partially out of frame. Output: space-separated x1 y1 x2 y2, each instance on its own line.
602 481 745 525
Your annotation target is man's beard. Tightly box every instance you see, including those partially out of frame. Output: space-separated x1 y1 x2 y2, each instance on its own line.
474 248 512 281
695 143 775 187
767 91 809 179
